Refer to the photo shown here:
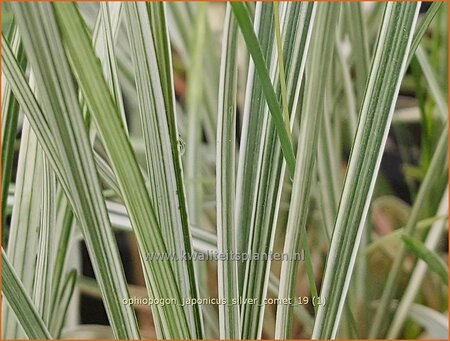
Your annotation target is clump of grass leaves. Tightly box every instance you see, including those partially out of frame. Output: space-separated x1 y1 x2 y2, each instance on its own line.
2 2 448 340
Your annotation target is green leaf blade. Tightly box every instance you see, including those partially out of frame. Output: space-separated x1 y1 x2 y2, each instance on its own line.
402 235 448 285
216 5 240 339
2 249 53 340
312 3 421 338
231 2 295 177
10 3 141 338
53 3 194 338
